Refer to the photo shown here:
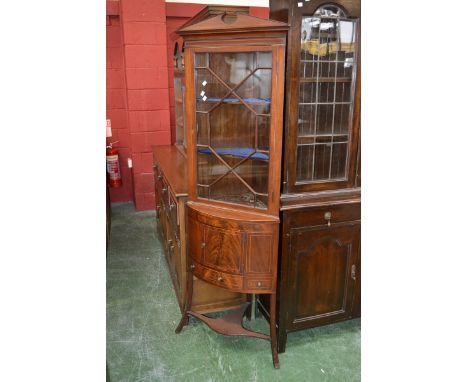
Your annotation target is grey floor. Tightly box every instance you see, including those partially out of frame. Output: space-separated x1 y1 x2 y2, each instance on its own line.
107 202 361 381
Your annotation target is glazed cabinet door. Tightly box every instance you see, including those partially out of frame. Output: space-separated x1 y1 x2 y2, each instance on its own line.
287 221 360 328
186 42 285 215
281 1 360 193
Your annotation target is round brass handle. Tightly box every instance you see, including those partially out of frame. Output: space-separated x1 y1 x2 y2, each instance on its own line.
217 276 224 282
189 264 195 270
158 175 163 180
201 242 206 249
162 187 167 193
257 281 262 287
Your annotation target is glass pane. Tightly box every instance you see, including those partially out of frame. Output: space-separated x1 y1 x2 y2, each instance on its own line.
194 51 272 209
296 5 357 183
174 73 185 146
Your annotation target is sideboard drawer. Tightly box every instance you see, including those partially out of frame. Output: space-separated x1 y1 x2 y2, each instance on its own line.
246 278 273 291
192 262 243 291
288 202 360 228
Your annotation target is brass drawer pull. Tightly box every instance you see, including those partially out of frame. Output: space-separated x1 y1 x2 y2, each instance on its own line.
162 187 167 193
257 281 262 287
217 276 224 282
201 242 206 249
189 264 195 270
324 211 332 227
158 175 163 180
170 202 175 210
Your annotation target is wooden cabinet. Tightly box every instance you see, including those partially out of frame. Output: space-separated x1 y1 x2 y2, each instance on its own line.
153 146 246 313
262 0 361 353
188 203 278 293
276 204 360 352
174 8 288 368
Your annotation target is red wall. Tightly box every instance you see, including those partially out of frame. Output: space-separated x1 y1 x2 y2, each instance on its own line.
106 1 269 210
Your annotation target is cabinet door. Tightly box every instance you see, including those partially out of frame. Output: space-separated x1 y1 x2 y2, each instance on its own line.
187 43 285 215
288 222 360 328
283 1 360 193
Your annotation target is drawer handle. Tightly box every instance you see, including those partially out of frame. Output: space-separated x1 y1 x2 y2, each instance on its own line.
324 211 332 227
351 264 356 281
189 264 195 270
201 242 206 249
257 281 262 287
162 187 167 193
217 276 224 282
158 175 163 180
169 202 175 210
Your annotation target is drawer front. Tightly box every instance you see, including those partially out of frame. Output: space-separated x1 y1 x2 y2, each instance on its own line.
192 261 243 291
161 179 170 211
168 191 179 228
246 278 273 292
288 202 360 228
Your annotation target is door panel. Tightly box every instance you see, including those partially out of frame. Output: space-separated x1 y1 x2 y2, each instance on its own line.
289 222 359 325
188 218 204 264
203 225 242 274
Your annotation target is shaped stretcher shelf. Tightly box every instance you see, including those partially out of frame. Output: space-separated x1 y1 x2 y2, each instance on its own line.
197 147 269 161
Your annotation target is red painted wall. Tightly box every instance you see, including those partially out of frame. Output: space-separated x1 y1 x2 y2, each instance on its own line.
106 1 269 210
106 5 134 203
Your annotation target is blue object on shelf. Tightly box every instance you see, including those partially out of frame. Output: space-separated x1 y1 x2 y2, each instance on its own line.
197 97 271 104
198 147 269 161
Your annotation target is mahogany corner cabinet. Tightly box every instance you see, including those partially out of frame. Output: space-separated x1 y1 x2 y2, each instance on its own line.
172 8 288 369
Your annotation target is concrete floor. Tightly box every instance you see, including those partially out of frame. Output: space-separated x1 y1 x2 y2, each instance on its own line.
107 202 361 381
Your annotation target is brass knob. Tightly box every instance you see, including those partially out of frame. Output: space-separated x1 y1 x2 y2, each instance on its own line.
217 276 224 282
201 242 206 249
162 187 167 193
170 245 174 251
170 202 175 210
189 264 195 270
158 175 163 180
257 281 262 287
324 211 332 227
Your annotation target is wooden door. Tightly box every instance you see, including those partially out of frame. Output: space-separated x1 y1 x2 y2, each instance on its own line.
287 221 360 328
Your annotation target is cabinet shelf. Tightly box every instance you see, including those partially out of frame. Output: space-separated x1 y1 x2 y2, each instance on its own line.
298 133 348 137
197 97 271 105
300 77 352 83
198 147 269 161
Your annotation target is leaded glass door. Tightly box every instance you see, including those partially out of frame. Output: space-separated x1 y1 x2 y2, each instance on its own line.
189 47 280 212
284 3 360 193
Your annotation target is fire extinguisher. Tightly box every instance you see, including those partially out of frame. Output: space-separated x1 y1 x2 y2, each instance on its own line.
106 142 122 188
